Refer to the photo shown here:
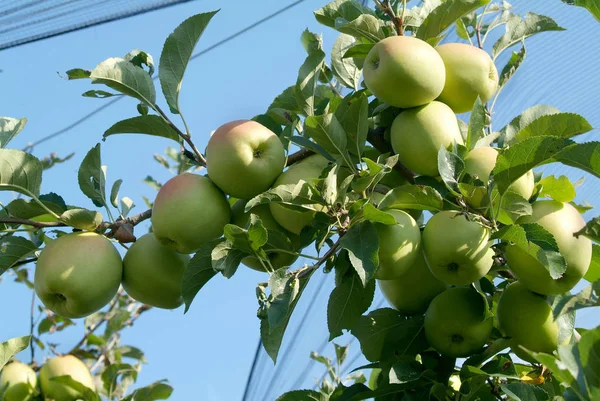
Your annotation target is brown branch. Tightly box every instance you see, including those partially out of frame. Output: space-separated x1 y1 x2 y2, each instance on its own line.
286 148 314 166
295 239 341 279
0 218 65 228
374 0 404 35
154 105 207 167
366 127 416 183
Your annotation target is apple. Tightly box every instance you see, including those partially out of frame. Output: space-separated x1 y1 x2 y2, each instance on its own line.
363 36 446 108
391 101 464 177
463 146 534 207
269 154 330 235
39 355 95 401
206 120 286 199
378 250 448 315
375 210 421 280
230 200 300 271
34 232 122 319
424 287 493 357
505 200 592 295
151 173 231 254
122 233 190 309
435 43 499 113
423 211 494 286
497 281 559 354
0 361 37 401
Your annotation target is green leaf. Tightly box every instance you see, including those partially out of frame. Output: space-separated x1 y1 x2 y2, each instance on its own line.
378 185 444 211
0 117 27 148
181 240 220 313
82 90 117 98
500 382 550 401
554 141 600 179
0 149 43 197
340 221 379 286
65 68 91 79
211 239 246 279
361 204 396 225
296 50 326 117
510 113 593 145
552 281 600 319
246 181 324 211
120 197 135 218
223 218 268 256
416 0 490 43
342 43 373 59
5 193 67 220
124 49 155 76
314 0 375 28
290 136 335 162
276 389 328 401
467 98 487 150
336 15 388 43
78 144 108 208
538 175 576 203
58 209 103 231
561 0 600 21
110 179 122 208
389 357 425 384
305 114 349 157
584 245 600 282
496 191 533 225
301 29 324 54
49 376 100 401
438 146 465 195
576 325 600 398
328 263 376 340
103 115 181 142
159 11 219 114
121 381 173 401
334 343 348 366
101 363 137 393
498 44 526 88
0 335 31 369
331 34 362 91
90 58 156 105
335 92 369 156
492 12 565 59
500 105 560 146
267 268 302 329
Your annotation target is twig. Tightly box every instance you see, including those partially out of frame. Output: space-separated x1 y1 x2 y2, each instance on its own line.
68 295 121 354
374 0 404 35
366 127 416 183
0 218 65 228
294 239 341 279
154 105 207 166
286 148 314 166
29 291 36 363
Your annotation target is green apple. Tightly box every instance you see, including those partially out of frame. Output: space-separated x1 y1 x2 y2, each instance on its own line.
152 173 231 254
375 210 421 280
230 200 300 272
505 201 592 295
436 43 499 113
269 154 330 235
0 361 37 401
463 146 534 207
424 287 493 357
378 250 448 315
497 281 559 354
363 36 446 108
34 232 122 319
391 101 464 177
122 233 190 309
206 120 286 199
39 355 95 401
423 211 494 286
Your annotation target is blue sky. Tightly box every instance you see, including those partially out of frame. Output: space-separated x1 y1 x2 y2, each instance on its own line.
1 1 600 401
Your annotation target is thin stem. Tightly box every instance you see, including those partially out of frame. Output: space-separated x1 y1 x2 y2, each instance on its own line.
29 291 35 363
269 249 321 261
399 0 407 35
293 239 341 279
154 105 207 166
475 3 492 49
286 148 314 166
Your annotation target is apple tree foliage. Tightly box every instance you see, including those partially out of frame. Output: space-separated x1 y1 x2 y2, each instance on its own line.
2 0 600 400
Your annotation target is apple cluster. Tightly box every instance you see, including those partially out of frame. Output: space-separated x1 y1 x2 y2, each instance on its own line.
0 356 94 401
363 35 592 359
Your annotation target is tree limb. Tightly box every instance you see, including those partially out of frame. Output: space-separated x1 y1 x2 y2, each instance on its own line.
366 127 416 183
286 148 314 166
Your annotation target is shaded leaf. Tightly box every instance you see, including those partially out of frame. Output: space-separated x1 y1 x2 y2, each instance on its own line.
0 335 31 369
584 245 600 282
58 209 103 231
296 50 326 116
378 185 444 211
561 0 600 21
314 0 374 28
181 239 221 313
103 115 180 142
331 34 362 90
0 236 37 277
121 381 173 401
467 98 487 150
0 117 27 148
500 105 560 146
416 0 490 43
335 92 369 156
0 149 43 197
510 113 593 145
340 221 379 286
499 44 526 88
78 144 108 208
276 390 328 401
90 58 156 105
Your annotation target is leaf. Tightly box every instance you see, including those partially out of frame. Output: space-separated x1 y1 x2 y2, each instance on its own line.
267 268 301 329
554 141 600 179
211 240 246 279
90 58 156 105
296 49 326 116
159 11 219 114
438 146 465 194
121 381 173 401
500 105 561 146
0 149 43 197
82 90 117 98
538 175 576 203
331 34 362 90
335 92 369 156
552 281 600 319
245 181 324 211
497 192 533 225
276 390 328 401
103 115 180 142
0 117 27 148
301 29 324 54
49 376 100 401
342 43 373 59
361 204 396 225
328 265 376 340
124 49 155 75
500 382 550 401
340 221 379 286
5 193 67 220
58 209 103 231
305 114 349 158
510 113 593 145
576 325 600 398
561 0 600 21
314 0 375 28
78 144 108 208
110 179 122 208
101 363 137 393
467 98 487 150
0 336 31 369
65 68 91 79
378 185 444 211
120 197 135 218
335 14 388 43
584 245 600 282
181 240 220 313
498 44 526 88
416 0 490 43
492 13 565 59
223 219 268 256
290 136 335 162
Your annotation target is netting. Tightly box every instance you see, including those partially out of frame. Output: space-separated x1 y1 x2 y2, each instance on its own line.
0 0 196 51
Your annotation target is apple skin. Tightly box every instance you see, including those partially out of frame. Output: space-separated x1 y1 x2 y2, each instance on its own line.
423 211 494 286
122 233 190 309
39 355 95 401
375 210 421 280
497 281 559 354
463 147 534 207
151 173 231 254
0 361 37 401
391 101 464 177
424 287 493 357
378 250 448 315
34 232 122 319
505 201 592 295
363 36 446 108
269 154 330 235
230 200 299 272
206 120 286 199
436 43 499 113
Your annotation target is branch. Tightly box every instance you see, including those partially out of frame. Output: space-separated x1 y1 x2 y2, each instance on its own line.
154 105 207 167
0 218 65 228
374 0 404 35
366 127 416 183
294 239 341 279
286 148 314 166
